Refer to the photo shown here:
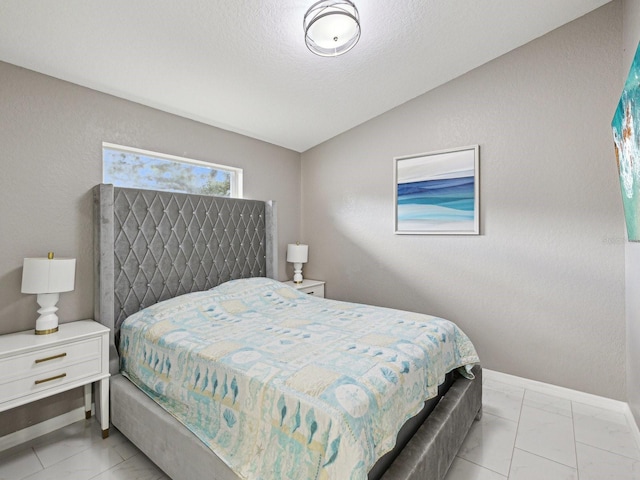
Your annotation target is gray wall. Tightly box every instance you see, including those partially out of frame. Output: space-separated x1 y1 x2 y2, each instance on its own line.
0 0 631 438
0 61 300 434
301 2 626 400
622 0 640 424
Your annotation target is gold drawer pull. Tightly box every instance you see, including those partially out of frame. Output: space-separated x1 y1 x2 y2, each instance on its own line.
35 373 66 385
35 353 67 364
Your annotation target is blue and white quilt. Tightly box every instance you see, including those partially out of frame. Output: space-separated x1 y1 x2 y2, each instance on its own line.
120 277 479 480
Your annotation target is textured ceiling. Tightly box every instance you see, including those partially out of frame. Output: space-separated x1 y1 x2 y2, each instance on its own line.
0 0 611 152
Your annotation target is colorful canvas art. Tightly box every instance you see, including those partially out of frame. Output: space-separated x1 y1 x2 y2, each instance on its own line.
612 42 640 242
394 145 479 235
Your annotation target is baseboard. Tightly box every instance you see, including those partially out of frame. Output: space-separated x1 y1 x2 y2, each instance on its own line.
483 369 640 451
624 405 640 455
0 404 94 452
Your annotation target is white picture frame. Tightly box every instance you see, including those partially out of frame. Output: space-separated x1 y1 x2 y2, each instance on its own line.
394 145 480 235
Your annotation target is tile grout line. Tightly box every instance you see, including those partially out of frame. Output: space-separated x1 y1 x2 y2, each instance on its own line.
85 444 129 480
453 454 509 479
31 433 96 471
505 385 527 478
32 446 44 480
510 445 579 476
574 439 640 462
508 388 582 474
26 435 128 480
570 399 580 480
14 447 43 480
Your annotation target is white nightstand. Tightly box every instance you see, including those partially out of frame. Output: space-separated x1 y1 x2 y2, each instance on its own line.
0 320 111 438
284 279 325 298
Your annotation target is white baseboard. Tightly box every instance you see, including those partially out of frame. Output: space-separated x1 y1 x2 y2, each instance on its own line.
624 406 640 456
483 368 640 451
0 404 94 452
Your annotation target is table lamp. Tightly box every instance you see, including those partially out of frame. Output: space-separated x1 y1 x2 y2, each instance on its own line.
287 243 309 284
21 252 76 335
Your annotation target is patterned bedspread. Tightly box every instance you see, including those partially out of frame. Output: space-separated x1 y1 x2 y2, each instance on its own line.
120 277 479 480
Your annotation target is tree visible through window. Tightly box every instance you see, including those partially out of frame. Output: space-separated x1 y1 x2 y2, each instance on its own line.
102 143 243 198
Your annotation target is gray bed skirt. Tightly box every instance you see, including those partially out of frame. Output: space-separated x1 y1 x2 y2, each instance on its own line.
111 366 482 480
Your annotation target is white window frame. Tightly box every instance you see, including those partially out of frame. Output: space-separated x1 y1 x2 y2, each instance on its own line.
102 142 243 198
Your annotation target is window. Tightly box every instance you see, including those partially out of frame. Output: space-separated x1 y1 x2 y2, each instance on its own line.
102 143 243 198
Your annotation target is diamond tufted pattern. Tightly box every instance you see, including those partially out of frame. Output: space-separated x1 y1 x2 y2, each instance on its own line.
112 187 267 329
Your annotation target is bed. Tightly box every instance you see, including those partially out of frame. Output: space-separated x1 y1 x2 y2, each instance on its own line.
93 184 482 480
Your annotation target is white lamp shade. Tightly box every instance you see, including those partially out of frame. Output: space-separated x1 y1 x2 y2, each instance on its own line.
22 257 76 294
287 244 309 263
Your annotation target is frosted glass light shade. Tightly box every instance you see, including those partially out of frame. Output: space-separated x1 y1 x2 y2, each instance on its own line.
304 0 361 57
287 244 309 263
22 257 76 334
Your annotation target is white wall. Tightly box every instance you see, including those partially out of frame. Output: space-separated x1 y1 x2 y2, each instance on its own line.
301 2 626 399
622 0 640 425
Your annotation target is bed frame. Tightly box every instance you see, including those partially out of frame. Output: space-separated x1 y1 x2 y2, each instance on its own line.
93 184 481 480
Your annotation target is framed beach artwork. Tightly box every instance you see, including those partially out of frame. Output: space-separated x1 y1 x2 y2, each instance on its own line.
394 145 479 235
612 41 640 242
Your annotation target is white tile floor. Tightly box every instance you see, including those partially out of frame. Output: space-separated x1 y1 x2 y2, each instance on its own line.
1 373 639 480
444 375 640 480
0 421 168 480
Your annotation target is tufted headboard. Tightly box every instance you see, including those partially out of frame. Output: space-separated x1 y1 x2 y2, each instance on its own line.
93 184 277 373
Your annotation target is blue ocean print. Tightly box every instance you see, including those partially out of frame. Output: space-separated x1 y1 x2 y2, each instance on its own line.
612 41 640 241
396 148 477 232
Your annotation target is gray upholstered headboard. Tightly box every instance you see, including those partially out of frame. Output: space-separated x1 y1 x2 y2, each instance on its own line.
93 184 277 373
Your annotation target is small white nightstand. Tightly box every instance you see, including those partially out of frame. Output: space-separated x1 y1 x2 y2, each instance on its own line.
284 279 325 298
0 320 111 438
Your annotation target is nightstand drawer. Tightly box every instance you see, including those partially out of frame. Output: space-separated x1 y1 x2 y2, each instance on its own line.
299 284 324 298
284 279 326 298
0 320 111 437
0 354 103 405
0 337 101 378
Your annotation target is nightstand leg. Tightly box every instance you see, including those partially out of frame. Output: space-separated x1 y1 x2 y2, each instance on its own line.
99 377 110 438
83 384 92 419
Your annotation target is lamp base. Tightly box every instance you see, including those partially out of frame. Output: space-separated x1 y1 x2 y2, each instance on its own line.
293 262 304 284
36 326 59 335
34 293 60 335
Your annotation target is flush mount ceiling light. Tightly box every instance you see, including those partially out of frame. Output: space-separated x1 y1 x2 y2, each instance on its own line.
304 0 361 57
